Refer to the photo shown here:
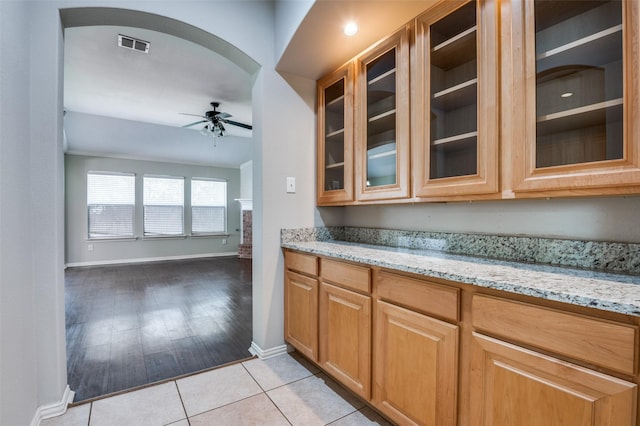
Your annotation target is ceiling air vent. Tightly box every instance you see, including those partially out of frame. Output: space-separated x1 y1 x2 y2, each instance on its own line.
118 34 150 53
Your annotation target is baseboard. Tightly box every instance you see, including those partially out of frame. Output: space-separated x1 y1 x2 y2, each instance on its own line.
248 342 289 359
65 252 238 268
30 385 75 426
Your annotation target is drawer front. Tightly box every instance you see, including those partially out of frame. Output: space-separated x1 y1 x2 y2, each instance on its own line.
285 250 318 276
377 270 459 322
472 295 638 375
321 258 370 293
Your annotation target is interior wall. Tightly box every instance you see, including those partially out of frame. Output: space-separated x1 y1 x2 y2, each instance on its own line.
0 3 41 425
240 160 253 200
1 1 321 424
341 195 640 243
65 154 242 265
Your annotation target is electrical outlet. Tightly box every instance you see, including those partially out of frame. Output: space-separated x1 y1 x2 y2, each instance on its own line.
222 239 227 245
87 244 94 252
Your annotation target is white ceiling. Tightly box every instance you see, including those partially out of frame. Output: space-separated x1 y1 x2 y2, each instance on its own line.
64 25 253 167
63 1 436 168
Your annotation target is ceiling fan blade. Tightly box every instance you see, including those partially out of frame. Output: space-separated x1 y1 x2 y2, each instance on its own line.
182 120 207 128
217 112 232 119
220 118 252 130
179 112 206 118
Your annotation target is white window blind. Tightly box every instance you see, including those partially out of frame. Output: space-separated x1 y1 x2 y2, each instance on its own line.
143 176 184 236
87 172 135 239
191 179 227 234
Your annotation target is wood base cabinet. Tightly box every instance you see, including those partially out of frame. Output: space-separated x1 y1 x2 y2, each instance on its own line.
284 270 318 361
319 282 371 399
470 333 637 426
374 300 459 425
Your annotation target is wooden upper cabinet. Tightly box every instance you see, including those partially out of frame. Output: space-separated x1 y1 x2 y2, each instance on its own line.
414 0 500 199
506 0 640 196
355 26 412 201
317 63 354 205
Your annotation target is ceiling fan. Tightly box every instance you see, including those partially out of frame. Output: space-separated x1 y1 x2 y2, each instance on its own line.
181 102 252 138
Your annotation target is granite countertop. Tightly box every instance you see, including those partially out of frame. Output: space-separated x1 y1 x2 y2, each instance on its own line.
282 239 640 316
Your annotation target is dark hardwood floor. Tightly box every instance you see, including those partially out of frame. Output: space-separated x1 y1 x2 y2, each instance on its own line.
65 256 253 402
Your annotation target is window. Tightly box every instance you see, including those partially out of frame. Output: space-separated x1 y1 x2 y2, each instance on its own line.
87 172 135 239
191 178 227 235
143 176 184 236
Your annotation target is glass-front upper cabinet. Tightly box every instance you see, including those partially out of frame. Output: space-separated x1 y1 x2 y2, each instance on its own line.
317 63 354 205
414 0 499 199
509 0 640 195
356 26 411 201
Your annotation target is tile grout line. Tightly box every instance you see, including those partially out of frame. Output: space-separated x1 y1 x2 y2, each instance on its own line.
239 361 294 426
172 380 191 426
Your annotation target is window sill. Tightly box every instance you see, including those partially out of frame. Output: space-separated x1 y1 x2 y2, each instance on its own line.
87 237 138 242
190 233 230 238
142 235 187 240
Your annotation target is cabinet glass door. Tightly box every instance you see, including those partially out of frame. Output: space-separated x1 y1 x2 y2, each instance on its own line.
317 64 353 205
324 79 347 190
366 49 398 188
357 27 410 201
429 1 478 179
534 0 623 168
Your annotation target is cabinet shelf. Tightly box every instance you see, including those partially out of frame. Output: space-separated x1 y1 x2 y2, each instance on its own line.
432 26 477 70
326 128 345 139
369 69 396 87
432 131 478 146
537 98 622 136
326 162 345 169
432 78 477 111
326 94 345 108
536 25 622 72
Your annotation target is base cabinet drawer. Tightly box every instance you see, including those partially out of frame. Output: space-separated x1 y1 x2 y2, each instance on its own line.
472 295 638 375
470 333 637 426
373 300 459 426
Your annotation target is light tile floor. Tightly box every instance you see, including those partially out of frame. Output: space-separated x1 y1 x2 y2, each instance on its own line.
42 353 392 426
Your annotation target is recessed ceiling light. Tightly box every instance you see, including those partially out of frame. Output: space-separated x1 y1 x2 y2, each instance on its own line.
344 22 359 36
560 92 574 98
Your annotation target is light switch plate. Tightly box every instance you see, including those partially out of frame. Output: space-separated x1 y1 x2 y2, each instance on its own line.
286 176 296 193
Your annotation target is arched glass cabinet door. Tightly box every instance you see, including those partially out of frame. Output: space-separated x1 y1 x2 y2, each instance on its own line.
508 0 640 195
317 62 354 205
356 26 411 202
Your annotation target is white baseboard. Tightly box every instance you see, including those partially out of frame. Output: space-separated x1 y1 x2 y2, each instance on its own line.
31 385 74 426
65 252 238 268
248 341 289 359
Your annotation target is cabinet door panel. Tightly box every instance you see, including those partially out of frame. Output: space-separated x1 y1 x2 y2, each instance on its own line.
470 332 637 426
374 300 459 426
414 0 499 199
356 26 411 201
317 63 355 205
319 282 371 399
506 0 640 195
284 271 318 360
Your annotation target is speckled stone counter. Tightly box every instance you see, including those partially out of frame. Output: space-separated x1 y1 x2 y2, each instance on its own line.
281 228 640 316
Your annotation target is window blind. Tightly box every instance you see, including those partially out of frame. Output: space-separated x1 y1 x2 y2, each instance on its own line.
191 178 227 234
87 172 135 239
143 176 184 236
